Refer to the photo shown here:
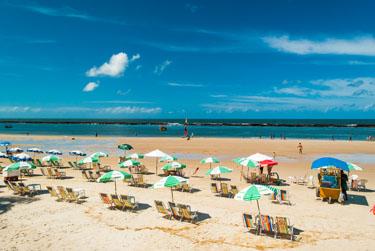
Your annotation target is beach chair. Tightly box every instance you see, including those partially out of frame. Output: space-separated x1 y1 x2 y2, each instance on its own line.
111 194 126 210
230 185 239 198
57 186 73 202
243 213 259 234
357 179 368 191
68 161 75 169
220 183 231 197
307 175 315 188
154 200 172 219
259 215 276 237
250 172 258 183
82 170 91 181
139 165 148 174
122 195 138 212
36 159 44 167
9 182 23 195
274 216 294 240
259 174 268 184
18 183 37 197
279 190 292 205
99 193 114 209
46 186 63 201
54 168 66 179
46 167 55 179
4 180 18 194
40 167 47 176
178 204 198 224
66 188 84 204
89 171 99 181
210 183 220 194
137 175 148 188
168 202 181 220
181 183 192 193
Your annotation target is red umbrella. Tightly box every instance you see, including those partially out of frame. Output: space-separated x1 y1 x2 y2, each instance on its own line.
260 159 278 166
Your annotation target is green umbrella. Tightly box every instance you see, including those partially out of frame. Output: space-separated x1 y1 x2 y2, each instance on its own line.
78 156 99 165
347 163 363 171
42 155 60 162
119 159 141 168
239 158 259 180
201 156 220 169
235 184 278 216
206 166 232 185
153 175 188 202
97 170 132 194
90 152 108 158
159 155 177 162
126 153 144 159
4 161 36 171
161 161 186 171
118 144 133 156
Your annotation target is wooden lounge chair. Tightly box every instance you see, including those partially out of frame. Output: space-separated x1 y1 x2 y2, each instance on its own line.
243 213 259 234
66 187 84 204
279 190 292 205
139 165 148 174
89 171 99 181
181 183 192 193
11 182 24 195
210 183 220 194
111 194 126 210
250 172 258 183
68 161 75 169
168 202 181 220
154 200 172 219
99 193 114 209
178 204 198 223
230 185 239 198
274 216 294 240
57 186 73 202
40 167 47 176
122 195 138 212
82 170 91 181
46 186 63 201
46 167 55 179
54 168 66 179
220 183 231 197
18 183 37 197
259 215 276 237
36 159 44 167
4 180 19 194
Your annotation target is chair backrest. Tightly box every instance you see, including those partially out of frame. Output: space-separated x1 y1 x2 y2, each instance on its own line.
40 167 46 176
275 216 290 234
221 183 229 195
57 186 68 199
68 161 74 168
210 183 218 193
46 167 53 177
120 195 128 202
182 183 189 191
251 172 257 179
280 190 288 201
168 202 179 217
243 214 255 229
230 185 239 195
99 193 112 205
111 194 123 207
260 215 274 232
155 200 168 214
179 205 191 220
46 186 58 197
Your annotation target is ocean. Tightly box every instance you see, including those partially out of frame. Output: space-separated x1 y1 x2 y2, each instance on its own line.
0 119 375 141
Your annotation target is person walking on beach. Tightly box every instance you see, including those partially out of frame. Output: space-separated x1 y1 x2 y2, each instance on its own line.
341 170 348 201
297 142 303 154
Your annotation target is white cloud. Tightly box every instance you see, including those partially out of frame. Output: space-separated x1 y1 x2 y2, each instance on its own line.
83 82 99 92
263 35 375 56
130 54 140 62
167 82 203 87
154 60 172 75
86 52 128 77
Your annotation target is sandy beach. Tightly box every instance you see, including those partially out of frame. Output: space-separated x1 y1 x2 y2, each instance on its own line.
1 134 374 251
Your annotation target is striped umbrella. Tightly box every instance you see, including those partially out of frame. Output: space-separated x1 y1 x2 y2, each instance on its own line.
4 161 36 171
8 147 23 153
126 153 144 159
0 152 8 158
12 153 32 161
161 161 186 171
159 155 177 162
97 170 132 194
201 156 220 169
69 150 86 156
27 148 44 153
90 152 108 158
206 166 232 175
119 159 141 168
42 155 60 162
239 157 259 180
153 175 188 202
235 184 279 216
46 149 63 155
347 163 363 171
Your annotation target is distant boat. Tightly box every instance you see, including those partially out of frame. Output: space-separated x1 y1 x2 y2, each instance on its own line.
4 124 12 129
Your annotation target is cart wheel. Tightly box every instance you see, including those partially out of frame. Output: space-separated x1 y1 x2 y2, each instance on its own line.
315 188 320 197
328 197 333 204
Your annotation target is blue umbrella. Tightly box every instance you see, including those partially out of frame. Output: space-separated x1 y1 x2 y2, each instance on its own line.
46 149 63 155
311 157 349 171
0 141 11 146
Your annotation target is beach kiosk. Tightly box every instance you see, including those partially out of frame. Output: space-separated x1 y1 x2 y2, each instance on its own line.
311 157 348 204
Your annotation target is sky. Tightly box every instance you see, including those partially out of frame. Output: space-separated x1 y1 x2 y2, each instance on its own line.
1 0 375 119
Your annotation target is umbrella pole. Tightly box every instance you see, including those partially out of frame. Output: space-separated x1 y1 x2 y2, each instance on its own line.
240 165 243 181
155 158 158 175
171 187 174 203
115 181 117 195
247 166 250 179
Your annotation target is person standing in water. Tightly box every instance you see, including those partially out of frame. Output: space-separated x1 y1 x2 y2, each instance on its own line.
297 143 303 154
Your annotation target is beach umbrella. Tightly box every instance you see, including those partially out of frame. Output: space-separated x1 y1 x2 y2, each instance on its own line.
247 153 273 162
12 153 32 161
42 155 60 163
97 170 132 194
233 157 246 181
206 166 232 185
161 161 186 171
90 152 108 158
46 149 63 155
239 157 259 180
27 148 44 153
153 175 188 202
159 155 177 162
118 144 133 156
200 156 220 169
69 150 86 156
126 153 144 160
79 156 99 165
8 147 23 153
4 161 36 172
145 149 168 174
347 163 363 171
119 159 141 168
311 157 349 171
0 152 8 158
235 184 278 216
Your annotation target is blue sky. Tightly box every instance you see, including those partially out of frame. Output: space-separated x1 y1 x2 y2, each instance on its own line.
1 0 375 119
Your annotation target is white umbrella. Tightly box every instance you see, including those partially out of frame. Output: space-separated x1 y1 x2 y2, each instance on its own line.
13 153 32 161
46 149 63 155
145 149 168 174
247 153 273 162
